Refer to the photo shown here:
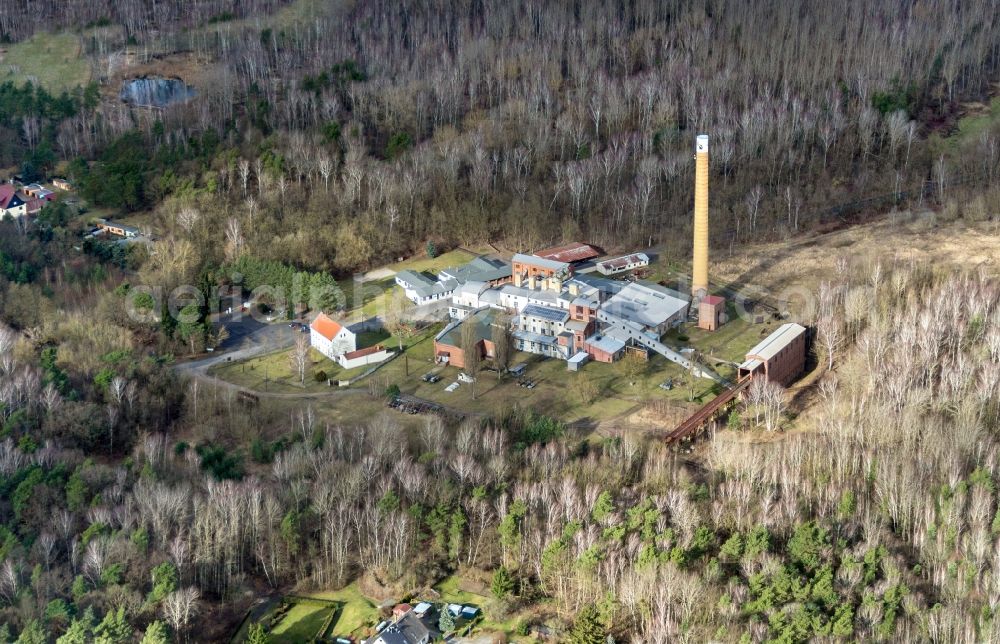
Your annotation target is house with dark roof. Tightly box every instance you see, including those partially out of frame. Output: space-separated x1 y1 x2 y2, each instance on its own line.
94 219 141 239
437 256 511 287
369 606 440 644
0 185 26 219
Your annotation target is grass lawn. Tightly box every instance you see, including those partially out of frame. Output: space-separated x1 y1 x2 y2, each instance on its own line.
434 574 529 639
383 316 767 426
336 248 483 321
0 32 91 92
950 96 1000 149
268 599 336 643
209 325 442 395
383 248 479 275
208 346 341 394
305 583 380 638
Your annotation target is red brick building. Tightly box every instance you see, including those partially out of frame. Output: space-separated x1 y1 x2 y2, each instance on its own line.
511 253 572 281
738 323 807 385
432 308 498 369
698 295 726 331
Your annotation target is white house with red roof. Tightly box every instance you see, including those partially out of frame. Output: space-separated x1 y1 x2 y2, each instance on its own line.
309 312 357 359
0 185 26 219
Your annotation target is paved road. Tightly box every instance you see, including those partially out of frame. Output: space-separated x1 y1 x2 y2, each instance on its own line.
175 311 301 377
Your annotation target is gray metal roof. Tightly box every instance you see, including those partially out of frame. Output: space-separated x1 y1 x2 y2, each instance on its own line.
372 611 438 644
396 270 456 298
744 323 806 361
571 273 622 295
455 280 489 297
512 253 570 272
499 284 560 305
439 256 511 283
586 334 626 354
602 281 688 329
514 330 561 346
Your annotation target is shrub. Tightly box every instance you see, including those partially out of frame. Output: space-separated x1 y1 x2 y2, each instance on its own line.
195 443 244 480
314 370 328 383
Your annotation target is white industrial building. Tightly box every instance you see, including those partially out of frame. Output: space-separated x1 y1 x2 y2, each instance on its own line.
596 253 650 275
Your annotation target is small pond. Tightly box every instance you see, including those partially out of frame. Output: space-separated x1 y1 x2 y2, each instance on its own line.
120 77 196 107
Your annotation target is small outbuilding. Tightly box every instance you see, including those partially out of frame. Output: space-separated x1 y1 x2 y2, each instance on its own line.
698 295 726 331
567 351 590 371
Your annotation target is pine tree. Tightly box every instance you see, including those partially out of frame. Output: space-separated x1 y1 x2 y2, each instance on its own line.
140 621 169 644
56 609 95 644
438 607 456 633
15 621 47 644
567 606 605 644
93 607 131 644
491 566 515 599
246 623 270 644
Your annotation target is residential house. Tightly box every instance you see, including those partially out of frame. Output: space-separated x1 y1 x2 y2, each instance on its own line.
310 312 357 359
0 185 26 218
95 219 141 239
369 605 440 644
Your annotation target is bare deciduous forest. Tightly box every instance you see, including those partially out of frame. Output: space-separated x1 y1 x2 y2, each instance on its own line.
0 1 997 642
